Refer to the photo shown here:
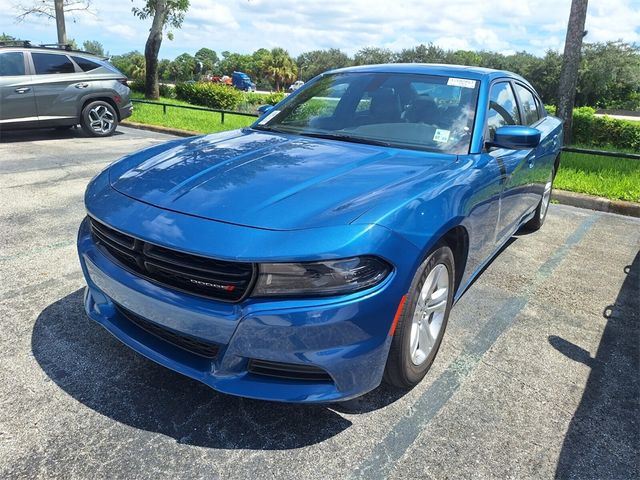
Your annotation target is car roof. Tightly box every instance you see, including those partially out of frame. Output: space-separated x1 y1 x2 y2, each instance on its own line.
0 44 102 59
326 63 529 84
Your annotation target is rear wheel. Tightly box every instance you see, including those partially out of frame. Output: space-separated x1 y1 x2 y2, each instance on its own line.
525 167 555 231
384 246 455 389
81 101 118 137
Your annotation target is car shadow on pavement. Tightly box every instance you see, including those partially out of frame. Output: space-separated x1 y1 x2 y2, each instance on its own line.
550 250 639 479
31 289 405 449
0 127 123 143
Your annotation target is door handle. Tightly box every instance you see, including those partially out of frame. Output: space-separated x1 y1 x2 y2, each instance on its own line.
14 87 31 94
74 83 89 89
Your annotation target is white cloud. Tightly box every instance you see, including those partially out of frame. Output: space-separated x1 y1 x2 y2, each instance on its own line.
0 0 637 59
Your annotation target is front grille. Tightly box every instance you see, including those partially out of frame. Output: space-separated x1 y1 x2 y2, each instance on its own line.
116 305 220 359
248 359 333 382
90 217 256 302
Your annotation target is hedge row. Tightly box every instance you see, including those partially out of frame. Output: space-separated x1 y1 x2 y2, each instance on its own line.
128 79 175 98
545 105 640 151
174 82 244 110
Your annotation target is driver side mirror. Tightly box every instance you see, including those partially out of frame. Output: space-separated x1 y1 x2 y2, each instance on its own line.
257 105 274 115
487 125 541 150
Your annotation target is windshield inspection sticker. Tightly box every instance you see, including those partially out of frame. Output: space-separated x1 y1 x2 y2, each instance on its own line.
258 110 280 125
433 129 451 143
447 77 477 89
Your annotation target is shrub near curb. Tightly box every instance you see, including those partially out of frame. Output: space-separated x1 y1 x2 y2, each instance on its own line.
545 105 640 151
175 82 243 110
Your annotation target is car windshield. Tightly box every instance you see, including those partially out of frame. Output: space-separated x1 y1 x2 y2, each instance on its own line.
254 72 480 154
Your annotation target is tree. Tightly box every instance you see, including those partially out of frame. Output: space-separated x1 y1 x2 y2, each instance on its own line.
13 0 92 44
133 0 190 99
556 0 588 143
0 33 18 42
169 53 196 81
194 47 218 75
396 44 446 64
353 47 395 65
110 50 145 79
296 48 351 81
218 51 253 76
82 40 104 56
262 47 297 91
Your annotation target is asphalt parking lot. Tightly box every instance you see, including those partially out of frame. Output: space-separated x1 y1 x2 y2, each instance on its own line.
1 126 638 479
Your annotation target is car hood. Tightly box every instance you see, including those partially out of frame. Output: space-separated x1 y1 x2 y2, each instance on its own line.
109 129 458 231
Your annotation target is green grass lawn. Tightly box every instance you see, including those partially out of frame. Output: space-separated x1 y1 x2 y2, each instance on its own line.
128 93 256 133
555 151 640 202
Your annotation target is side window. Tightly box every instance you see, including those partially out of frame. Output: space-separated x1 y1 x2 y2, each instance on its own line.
71 56 101 72
32 53 75 75
514 83 540 125
487 82 520 140
0 52 25 76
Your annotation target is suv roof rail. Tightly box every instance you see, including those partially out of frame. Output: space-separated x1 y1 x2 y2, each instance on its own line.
0 40 99 57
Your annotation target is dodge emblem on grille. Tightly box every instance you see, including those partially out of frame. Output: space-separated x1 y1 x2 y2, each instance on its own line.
189 278 235 291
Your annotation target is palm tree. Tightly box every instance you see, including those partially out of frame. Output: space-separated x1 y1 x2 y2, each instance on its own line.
264 48 298 91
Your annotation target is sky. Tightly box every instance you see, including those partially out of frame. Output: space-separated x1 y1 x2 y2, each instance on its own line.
1 0 639 60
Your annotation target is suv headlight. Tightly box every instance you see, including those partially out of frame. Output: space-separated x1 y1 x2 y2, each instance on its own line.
252 256 391 297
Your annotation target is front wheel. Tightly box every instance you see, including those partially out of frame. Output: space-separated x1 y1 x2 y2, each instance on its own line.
81 101 118 137
525 167 555 231
384 246 455 389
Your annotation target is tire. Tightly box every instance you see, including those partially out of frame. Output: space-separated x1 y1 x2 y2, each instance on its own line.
524 166 555 231
80 100 118 137
384 245 455 389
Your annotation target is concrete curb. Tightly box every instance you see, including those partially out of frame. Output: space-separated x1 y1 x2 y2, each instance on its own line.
121 121 199 138
552 190 640 218
120 122 640 218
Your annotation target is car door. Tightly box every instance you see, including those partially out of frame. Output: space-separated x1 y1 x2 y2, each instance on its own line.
513 82 557 200
29 52 81 122
0 51 38 125
485 81 537 243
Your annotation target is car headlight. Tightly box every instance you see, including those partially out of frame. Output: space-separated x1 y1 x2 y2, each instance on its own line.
252 256 391 297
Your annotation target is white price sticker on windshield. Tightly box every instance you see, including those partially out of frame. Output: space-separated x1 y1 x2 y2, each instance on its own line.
258 110 280 124
447 78 476 89
433 129 451 143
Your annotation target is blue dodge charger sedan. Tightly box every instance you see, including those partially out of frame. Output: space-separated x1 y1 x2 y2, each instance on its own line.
78 64 562 403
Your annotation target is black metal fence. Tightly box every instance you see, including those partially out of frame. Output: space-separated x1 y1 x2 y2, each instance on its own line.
131 99 639 160
131 99 259 124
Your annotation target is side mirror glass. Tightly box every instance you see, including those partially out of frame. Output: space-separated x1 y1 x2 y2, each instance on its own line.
257 105 274 115
488 125 541 150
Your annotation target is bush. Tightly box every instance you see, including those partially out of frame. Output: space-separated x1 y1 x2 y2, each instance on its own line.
572 106 640 151
175 82 243 110
128 79 175 98
262 92 287 105
544 104 639 151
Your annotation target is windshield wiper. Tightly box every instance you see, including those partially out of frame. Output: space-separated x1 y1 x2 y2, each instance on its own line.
297 131 394 148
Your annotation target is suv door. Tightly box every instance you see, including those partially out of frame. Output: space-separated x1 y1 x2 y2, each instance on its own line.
29 51 82 123
0 51 38 125
485 81 537 242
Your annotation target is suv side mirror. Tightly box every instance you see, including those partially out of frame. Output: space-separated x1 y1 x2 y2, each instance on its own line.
488 126 541 150
257 105 274 115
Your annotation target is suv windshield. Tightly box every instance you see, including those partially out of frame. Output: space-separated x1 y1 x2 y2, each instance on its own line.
255 72 479 154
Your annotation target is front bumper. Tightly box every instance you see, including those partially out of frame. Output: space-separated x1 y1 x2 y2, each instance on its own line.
77 213 418 403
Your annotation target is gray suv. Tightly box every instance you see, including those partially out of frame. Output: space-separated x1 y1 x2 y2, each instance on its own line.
0 43 132 136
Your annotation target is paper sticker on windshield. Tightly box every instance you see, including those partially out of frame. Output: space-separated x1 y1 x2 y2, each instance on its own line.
433 129 451 143
447 78 476 89
258 110 280 124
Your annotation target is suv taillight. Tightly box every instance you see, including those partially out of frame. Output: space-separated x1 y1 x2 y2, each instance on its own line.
118 78 128 87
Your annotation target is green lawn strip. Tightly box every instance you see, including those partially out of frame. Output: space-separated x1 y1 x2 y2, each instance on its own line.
128 93 256 134
556 151 640 203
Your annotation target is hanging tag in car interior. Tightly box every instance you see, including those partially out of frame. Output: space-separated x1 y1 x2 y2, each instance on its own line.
433 129 451 143
258 110 280 125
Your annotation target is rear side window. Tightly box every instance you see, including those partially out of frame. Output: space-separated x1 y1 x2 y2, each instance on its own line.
71 56 101 72
514 83 541 125
487 82 520 140
0 52 25 76
32 53 75 74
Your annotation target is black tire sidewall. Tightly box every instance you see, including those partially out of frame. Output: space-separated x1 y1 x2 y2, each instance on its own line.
384 245 455 388
81 101 118 137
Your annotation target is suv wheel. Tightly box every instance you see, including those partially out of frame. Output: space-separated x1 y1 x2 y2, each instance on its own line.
81 101 118 137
